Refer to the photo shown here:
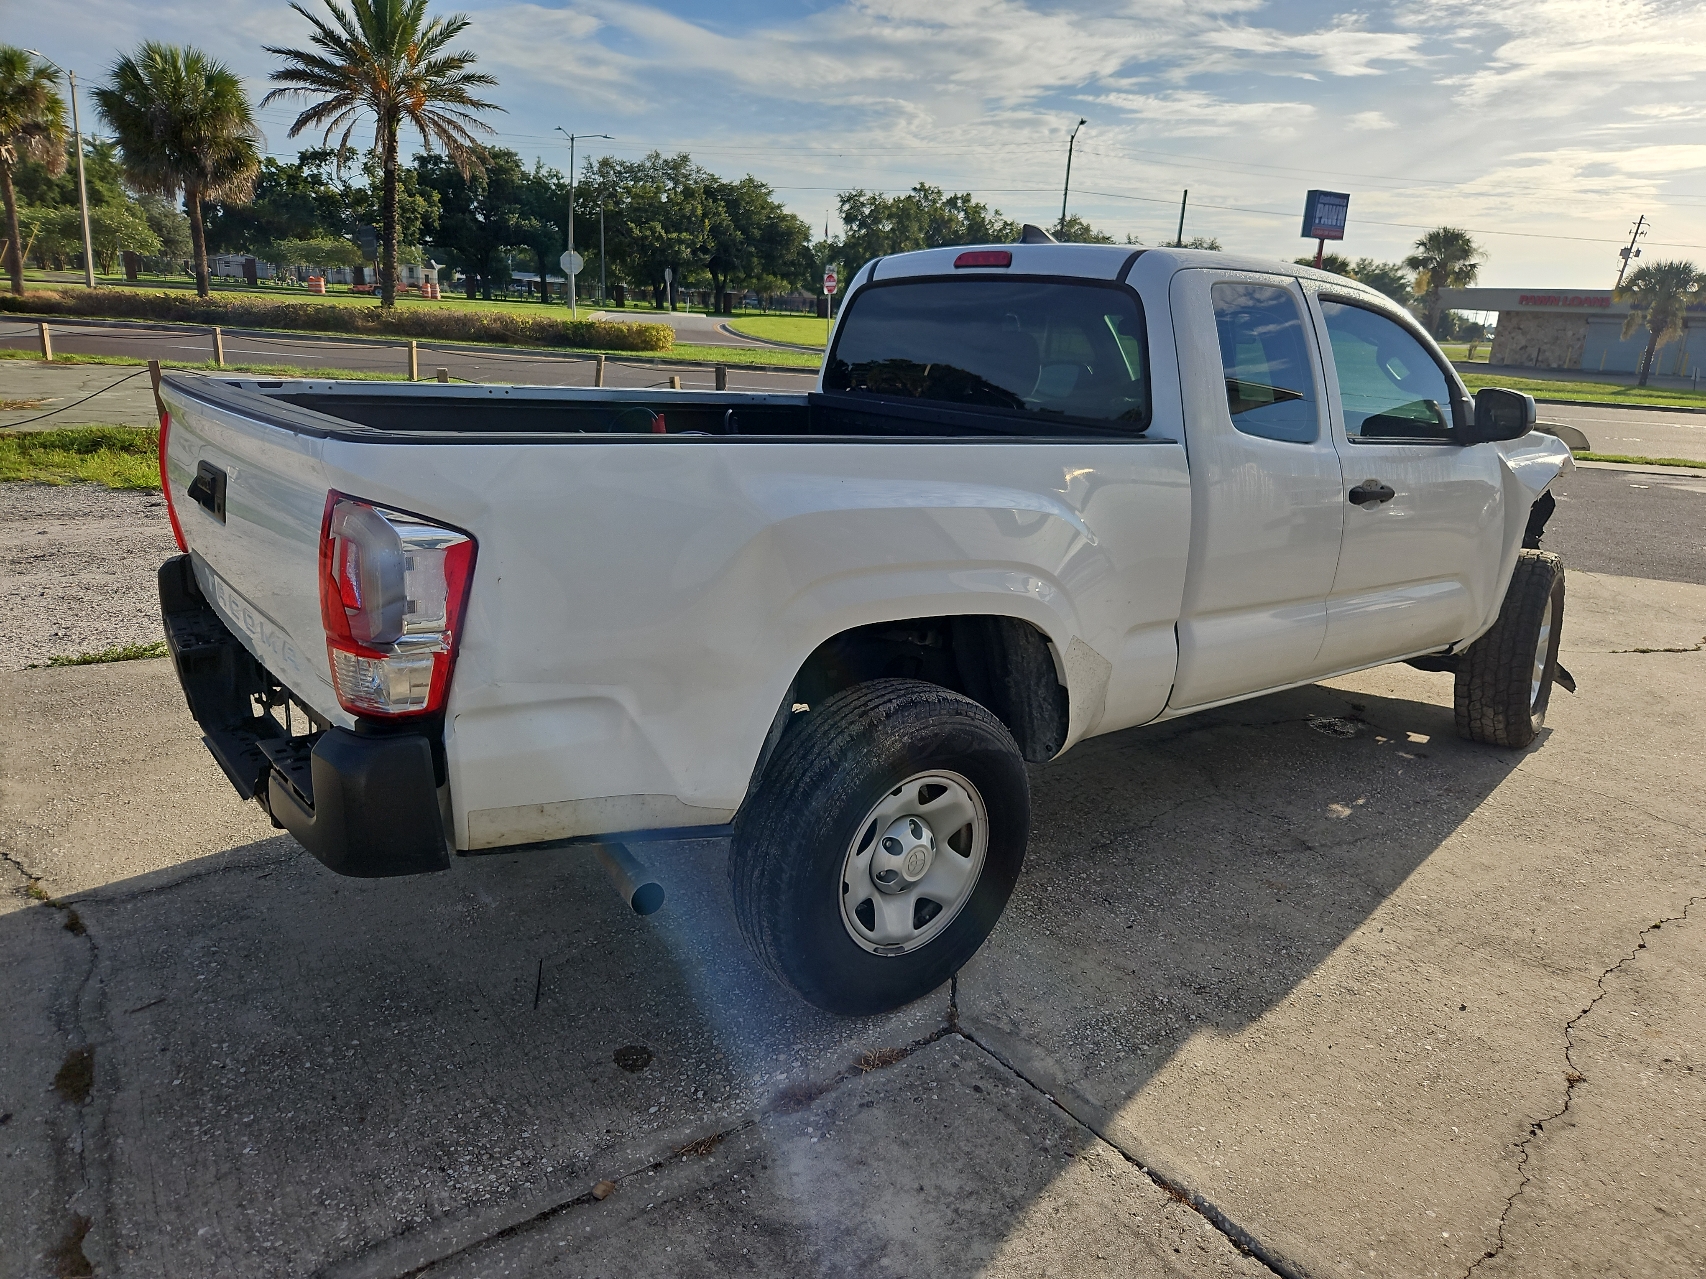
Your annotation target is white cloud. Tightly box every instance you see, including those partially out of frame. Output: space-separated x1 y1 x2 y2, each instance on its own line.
1346 110 1396 130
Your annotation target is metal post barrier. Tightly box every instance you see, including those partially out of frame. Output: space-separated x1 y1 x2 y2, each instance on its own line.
669 375 682 390
212 327 225 368
38 321 52 362
435 367 449 383
409 340 419 381
595 354 606 387
715 364 727 391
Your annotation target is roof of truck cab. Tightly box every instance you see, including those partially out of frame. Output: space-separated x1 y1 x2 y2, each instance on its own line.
860 244 1390 305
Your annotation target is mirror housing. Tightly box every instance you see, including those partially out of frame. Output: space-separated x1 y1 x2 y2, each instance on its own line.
1461 387 1537 444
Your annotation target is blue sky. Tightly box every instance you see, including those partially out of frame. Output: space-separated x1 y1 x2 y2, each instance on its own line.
13 0 1706 286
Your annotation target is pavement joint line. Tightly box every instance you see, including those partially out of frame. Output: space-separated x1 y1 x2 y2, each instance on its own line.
1463 893 1705 1278
948 1018 1296 1279
321 1010 961 1279
1513 768 1706 841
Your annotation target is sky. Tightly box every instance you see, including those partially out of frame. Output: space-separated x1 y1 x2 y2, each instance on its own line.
13 0 1706 287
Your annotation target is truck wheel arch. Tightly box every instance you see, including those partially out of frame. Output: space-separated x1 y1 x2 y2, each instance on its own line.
744 614 1072 806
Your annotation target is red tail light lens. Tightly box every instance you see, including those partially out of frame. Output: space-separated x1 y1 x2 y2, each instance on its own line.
954 250 1012 269
318 492 476 717
158 411 188 553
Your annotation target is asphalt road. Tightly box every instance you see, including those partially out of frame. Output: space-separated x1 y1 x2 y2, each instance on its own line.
0 316 820 394
1548 465 1706 585
1541 402 1706 464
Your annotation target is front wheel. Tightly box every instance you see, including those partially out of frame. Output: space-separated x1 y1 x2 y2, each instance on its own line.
730 679 1030 1015
1455 550 1565 749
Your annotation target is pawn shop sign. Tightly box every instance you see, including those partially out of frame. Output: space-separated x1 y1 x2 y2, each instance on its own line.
823 269 838 295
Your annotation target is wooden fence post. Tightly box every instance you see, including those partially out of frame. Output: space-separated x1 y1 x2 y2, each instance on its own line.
595 354 606 387
147 360 167 426
212 326 225 368
435 367 449 383
669 375 682 390
38 321 52 362
408 340 419 381
715 364 727 391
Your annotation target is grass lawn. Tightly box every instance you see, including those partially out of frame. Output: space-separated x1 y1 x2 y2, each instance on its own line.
0 425 160 488
1461 372 1706 410
1576 452 1706 469
727 315 829 348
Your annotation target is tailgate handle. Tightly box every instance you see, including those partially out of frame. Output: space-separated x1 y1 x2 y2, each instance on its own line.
187 461 227 522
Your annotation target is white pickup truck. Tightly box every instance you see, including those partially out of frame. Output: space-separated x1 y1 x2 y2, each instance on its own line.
156 242 1572 1014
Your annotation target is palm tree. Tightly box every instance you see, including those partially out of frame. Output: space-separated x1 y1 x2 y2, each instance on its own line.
93 44 261 298
264 0 500 309
0 46 67 295
1616 260 1703 387
1405 227 1484 337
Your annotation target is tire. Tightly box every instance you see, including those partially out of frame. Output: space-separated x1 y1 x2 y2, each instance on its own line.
1455 550 1565 748
730 678 1030 1015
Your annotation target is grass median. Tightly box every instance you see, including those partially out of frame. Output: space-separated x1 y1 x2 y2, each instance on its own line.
1462 372 1706 410
0 425 160 489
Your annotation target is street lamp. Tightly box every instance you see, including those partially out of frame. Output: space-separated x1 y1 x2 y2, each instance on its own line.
26 51 95 289
1059 118 1087 239
555 127 611 314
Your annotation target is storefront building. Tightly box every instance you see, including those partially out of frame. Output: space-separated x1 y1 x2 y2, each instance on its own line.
1438 287 1704 375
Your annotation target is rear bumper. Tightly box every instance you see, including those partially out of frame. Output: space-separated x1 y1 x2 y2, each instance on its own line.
159 554 450 877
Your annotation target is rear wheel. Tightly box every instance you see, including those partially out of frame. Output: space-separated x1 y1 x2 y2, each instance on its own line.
730 678 1029 1015
1455 550 1565 749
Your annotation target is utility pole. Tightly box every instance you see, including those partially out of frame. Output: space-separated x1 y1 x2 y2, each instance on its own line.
1059 119 1087 236
1615 215 1647 289
555 127 610 313
1175 189 1189 248
598 202 605 305
28 53 94 288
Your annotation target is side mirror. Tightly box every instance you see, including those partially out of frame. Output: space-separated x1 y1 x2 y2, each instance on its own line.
1462 387 1537 444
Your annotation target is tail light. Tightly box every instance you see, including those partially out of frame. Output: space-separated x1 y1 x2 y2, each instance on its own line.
158 411 188 552
318 492 476 718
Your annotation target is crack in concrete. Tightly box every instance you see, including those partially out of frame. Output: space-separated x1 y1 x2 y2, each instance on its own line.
330 1017 961 1279
950 1022 1295 1279
1463 893 1704 1278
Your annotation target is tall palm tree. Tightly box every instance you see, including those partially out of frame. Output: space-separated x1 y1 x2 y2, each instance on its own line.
264 0 500 308
0 46 67 295
1405 227 1484 337
93 43 261 298
1617 259 1703 387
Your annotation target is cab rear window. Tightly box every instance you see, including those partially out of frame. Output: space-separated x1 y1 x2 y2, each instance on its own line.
823 279 1150 431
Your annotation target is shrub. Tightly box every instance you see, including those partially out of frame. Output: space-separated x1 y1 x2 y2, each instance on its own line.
0 289 675 352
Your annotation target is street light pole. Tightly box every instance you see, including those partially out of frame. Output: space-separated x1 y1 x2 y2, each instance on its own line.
555 127 610 314
1058 118 1086 237
28 52 95 288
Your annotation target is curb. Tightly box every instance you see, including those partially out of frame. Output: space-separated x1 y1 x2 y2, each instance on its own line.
1534 396 1706 416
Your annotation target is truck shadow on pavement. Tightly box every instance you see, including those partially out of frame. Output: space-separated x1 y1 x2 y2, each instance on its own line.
7 671 1526 1278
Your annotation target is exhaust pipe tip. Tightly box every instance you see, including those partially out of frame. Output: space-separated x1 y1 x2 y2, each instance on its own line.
595 842 666 915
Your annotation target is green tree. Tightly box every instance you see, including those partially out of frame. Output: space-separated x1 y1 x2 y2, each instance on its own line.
415 146 528 298
1293 253 1413 306
1055 213 1114 244
0 46 68 294
1616 259 1703 387
264 0 500 309
836 184 1019 271
204 149 354 253
93 42 262 297
138 193 192 263
1404 227 1484 336
81 202 162 272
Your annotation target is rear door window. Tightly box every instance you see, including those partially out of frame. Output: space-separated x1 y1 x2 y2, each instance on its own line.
824 279 1150 432
1210 281 1318 443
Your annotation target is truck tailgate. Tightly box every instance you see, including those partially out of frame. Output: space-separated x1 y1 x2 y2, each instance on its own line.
160 375 348 725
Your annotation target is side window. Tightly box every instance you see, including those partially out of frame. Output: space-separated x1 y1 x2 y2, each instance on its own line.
1210 281 1318 443
1320 300 1455 441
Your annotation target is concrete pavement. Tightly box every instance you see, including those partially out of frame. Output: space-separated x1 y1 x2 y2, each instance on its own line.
2 558 1702 1277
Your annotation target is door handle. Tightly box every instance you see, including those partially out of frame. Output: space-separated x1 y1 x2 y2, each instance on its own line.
1348 480 1395 507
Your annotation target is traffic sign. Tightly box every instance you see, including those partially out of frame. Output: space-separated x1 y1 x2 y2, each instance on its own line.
559 250 585 275
823 269 838 295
